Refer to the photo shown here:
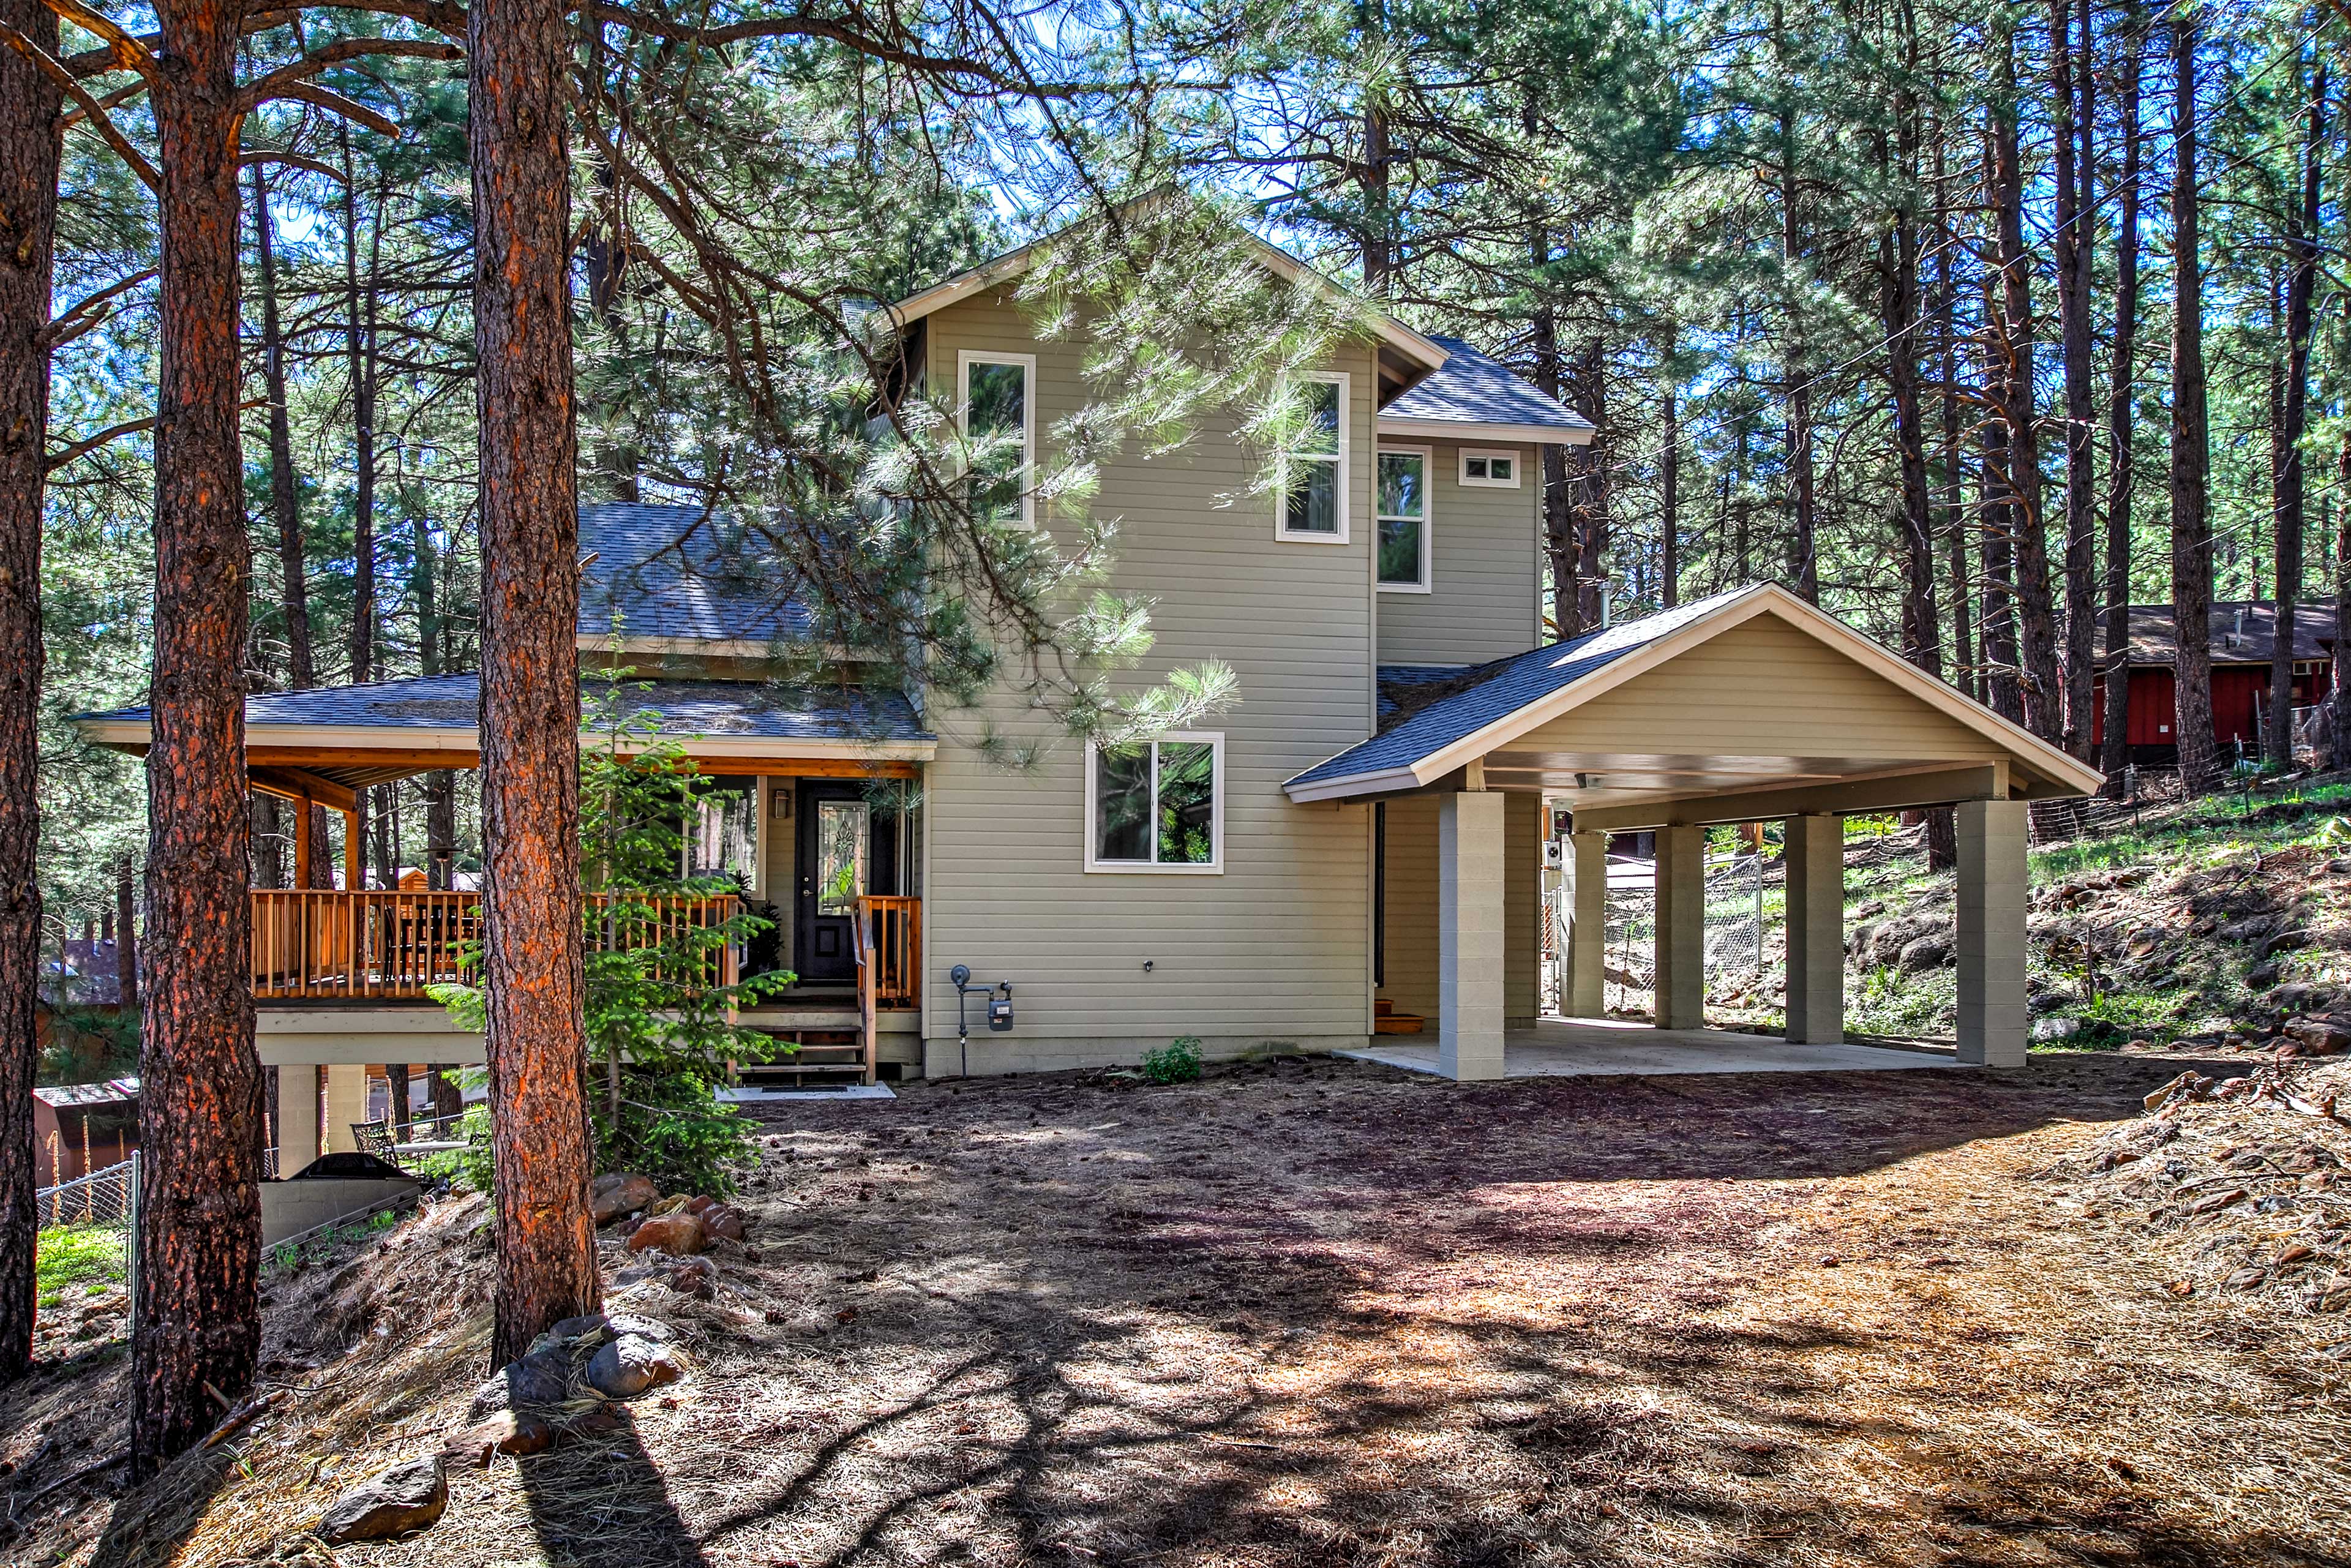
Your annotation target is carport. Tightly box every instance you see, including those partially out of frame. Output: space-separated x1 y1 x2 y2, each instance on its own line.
1288 585 2104 1081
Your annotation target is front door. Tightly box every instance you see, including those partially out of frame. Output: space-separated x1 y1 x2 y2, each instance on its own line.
794 782 898 984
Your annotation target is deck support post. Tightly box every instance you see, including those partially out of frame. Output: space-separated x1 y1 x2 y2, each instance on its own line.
1653 825 1705 1029
1563 830 1607 1018
1437 790 1506 1081
1957 798 2030 1067
322 1063 367 1153
274 1065 320 1176
1783 814 1845 1044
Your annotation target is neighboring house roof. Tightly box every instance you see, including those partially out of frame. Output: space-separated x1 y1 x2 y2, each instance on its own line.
580 503 814 649
888 219 1452 373
1376 336 1595 445
2120 602 2337 667
73 673 934 783
1288 584 2104 803
33 1078 139 1109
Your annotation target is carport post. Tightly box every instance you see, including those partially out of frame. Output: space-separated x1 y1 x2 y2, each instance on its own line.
1564 830 1607 1018
1783 814 1845 1044
1438 791 1507 1081
275 1065 320 1175
1956 798 2030 1067
1653 825 1705 1029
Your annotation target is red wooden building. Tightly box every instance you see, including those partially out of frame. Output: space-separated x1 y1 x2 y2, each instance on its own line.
2091 602 2335 759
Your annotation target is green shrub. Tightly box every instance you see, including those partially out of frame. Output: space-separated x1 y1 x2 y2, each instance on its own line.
1141 1036 1202 1084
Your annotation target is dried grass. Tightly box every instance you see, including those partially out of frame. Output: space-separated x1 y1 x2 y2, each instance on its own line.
6 1049 2348 1567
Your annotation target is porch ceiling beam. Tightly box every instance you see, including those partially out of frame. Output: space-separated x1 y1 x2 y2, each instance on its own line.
247 764 358 814
1565 763 2007 832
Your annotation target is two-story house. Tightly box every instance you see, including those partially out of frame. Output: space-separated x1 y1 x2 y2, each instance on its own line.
77 219 2098 1168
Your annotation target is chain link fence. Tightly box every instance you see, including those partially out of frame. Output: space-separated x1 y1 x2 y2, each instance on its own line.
1544 848 1771 1019
34 1152 139 1343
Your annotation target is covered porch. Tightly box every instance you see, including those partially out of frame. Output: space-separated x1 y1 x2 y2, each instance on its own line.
73 672 934 1099
1294 586 2104 1082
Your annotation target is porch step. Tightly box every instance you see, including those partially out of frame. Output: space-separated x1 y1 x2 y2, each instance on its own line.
1373 998 1424 1034
736 1026 868 1089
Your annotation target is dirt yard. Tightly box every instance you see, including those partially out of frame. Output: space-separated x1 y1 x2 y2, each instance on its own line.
9 1048 2351 1567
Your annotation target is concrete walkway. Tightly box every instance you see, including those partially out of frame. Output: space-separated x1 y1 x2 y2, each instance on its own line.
1339 1015 1962 1079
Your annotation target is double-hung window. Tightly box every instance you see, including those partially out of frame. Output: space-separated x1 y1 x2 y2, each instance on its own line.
1376 447 1431 591
959 350 1036 527
1086 732 1223 872
1277 373 1349 542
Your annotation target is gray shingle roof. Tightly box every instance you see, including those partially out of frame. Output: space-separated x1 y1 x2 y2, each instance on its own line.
1291 591 1746 789
81 672 930 744
579 503 814 645
1379 336 1595 435
2122 601 2337 667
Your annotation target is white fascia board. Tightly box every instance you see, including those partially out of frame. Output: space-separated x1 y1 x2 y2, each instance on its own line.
1282 765 1425 803
1376 417 1596 445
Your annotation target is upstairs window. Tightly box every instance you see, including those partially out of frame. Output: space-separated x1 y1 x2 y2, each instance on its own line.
959 351 1035 527
1460 448 1521 488
1377 448 1431 591
1087 733 1223 872
1278 373 1349 542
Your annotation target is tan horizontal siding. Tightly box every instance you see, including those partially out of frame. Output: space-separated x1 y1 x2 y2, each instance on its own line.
1376 440 1543 667
1518 613 2011 760
920 290 1378 1054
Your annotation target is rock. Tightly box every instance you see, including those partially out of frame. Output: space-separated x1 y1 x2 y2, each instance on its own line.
1896 934 1952 974
441 1410 558 1468
318 1456 448 1544
2219 917 2279 944
2263 929 2314 958
2285 1018 2351 1056
2030 1017 2082 1044
583 1335 685 1399
2186 1188 2248 1215
2224 1266 2269 1291
2249 959 2284 988
602 1313 678 1345
666 1256 718 1299
702 1204 748 1243
590 1173 660 1226
628 1212 709 1255
683 1195 719 1218
466 1348 572 1419
2330 857 2351 875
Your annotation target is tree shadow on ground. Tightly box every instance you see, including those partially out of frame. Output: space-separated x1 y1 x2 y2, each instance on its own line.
674 1049 2347 1567
517 1400 708 1568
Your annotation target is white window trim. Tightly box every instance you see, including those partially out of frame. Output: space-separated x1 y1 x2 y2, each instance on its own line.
1460 446 1523 489
958 349 1038 528
1375 444 1434 594
1083 730 1226 874
1274 370 1351 544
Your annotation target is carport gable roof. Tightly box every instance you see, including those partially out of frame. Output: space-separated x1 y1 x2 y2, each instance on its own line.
1284 585 2105 803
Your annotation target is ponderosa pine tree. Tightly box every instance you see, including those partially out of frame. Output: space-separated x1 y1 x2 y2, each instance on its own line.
2170 9 2218 793
469 0 601 1363
0 0 62 1386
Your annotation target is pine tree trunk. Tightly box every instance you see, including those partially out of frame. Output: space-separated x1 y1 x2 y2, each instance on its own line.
2336 437 2351 770
2054 0 2099 759
471 0 601 1365
1935 146 1974 710
1570 340 1609 628
1992 43 2064 742
2270 58 2323 769
1659 331 1679 610
136 0 266 1472
2101 14 2143 793
1978 261 2025 726
0 0 60 1386
2170 13 2218 792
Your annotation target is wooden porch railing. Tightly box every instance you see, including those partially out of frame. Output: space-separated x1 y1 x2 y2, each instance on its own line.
853 895 921 1087
250 888 739 1002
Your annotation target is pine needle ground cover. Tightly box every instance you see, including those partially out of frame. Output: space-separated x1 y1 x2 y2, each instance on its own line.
2 1049 2345 1566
